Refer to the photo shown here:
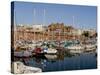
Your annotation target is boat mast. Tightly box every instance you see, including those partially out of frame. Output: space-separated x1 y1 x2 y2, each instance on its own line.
73 16 75 28
64 24 65 41
59 24 60 41
43 9 46 41
52 24 53 41
33 9 36 41
72 16 75 40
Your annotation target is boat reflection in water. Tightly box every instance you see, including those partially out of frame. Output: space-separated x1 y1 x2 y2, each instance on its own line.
14 49 97 72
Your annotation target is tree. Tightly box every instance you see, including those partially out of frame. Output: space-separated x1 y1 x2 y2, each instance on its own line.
82 31 89 38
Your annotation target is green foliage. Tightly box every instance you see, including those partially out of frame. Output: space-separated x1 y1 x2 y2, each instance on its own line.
82 31 89 37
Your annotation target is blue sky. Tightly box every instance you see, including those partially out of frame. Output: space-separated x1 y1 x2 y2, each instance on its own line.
13 1 97 29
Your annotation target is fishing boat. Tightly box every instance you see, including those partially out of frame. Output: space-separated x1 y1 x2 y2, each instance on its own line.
41 41 57 54
85 44 97 51
69 48 84 54
45 48 57 54
36 41 43 46
67 45 84 50
42 47 57 54
12 61 42 74
27 41 37 50
14 50 32 57
66 45 85 54
63 40 73 47
32 46 44 56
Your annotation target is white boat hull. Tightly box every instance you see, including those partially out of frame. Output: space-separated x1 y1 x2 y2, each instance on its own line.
70 49 83 54
66 45 84 54
45 54 57 60
44 48 57 54
67 45 84 50
85 44 97 51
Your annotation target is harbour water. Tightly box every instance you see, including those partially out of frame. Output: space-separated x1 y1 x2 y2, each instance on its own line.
14 51 97 72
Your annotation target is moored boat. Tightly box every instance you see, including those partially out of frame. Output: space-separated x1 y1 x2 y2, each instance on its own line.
46 48 57 54
66 45 85 54
85 44 97 51
69 49 84 54
14 50 32 57
66 45 85 50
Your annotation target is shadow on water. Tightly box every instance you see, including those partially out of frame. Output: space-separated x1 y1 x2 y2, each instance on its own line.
13 49 97 72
